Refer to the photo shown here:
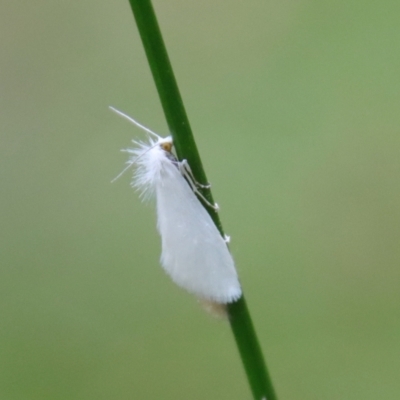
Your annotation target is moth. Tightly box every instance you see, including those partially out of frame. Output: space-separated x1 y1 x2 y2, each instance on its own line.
111 107 241 304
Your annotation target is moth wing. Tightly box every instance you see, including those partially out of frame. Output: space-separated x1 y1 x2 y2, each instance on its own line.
156 160 241 304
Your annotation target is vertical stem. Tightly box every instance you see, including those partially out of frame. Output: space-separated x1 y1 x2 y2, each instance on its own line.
228 298 277 400
126 1 277 399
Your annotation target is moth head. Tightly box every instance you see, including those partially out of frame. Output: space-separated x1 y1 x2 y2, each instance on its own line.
159 136 173 154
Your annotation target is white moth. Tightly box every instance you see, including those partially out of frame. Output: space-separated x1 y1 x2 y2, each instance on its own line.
111 107 242 304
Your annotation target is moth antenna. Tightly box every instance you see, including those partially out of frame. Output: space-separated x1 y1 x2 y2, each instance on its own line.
111 160 136 183
111 141 165 183
109 106 161 139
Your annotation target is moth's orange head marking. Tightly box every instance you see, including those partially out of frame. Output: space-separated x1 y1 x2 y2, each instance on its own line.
160 141 173 153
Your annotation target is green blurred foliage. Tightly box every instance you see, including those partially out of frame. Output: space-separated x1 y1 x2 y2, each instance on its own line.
1 1 399 399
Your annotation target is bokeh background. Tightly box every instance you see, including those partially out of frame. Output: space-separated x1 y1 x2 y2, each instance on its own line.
1 1 399 399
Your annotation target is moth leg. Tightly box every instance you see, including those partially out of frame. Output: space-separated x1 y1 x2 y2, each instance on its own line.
180 160 211 189
179 160 219 212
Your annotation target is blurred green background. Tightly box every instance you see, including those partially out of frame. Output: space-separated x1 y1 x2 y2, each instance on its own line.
1 1 399 399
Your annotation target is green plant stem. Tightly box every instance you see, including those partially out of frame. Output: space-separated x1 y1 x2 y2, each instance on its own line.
127 1 277 399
